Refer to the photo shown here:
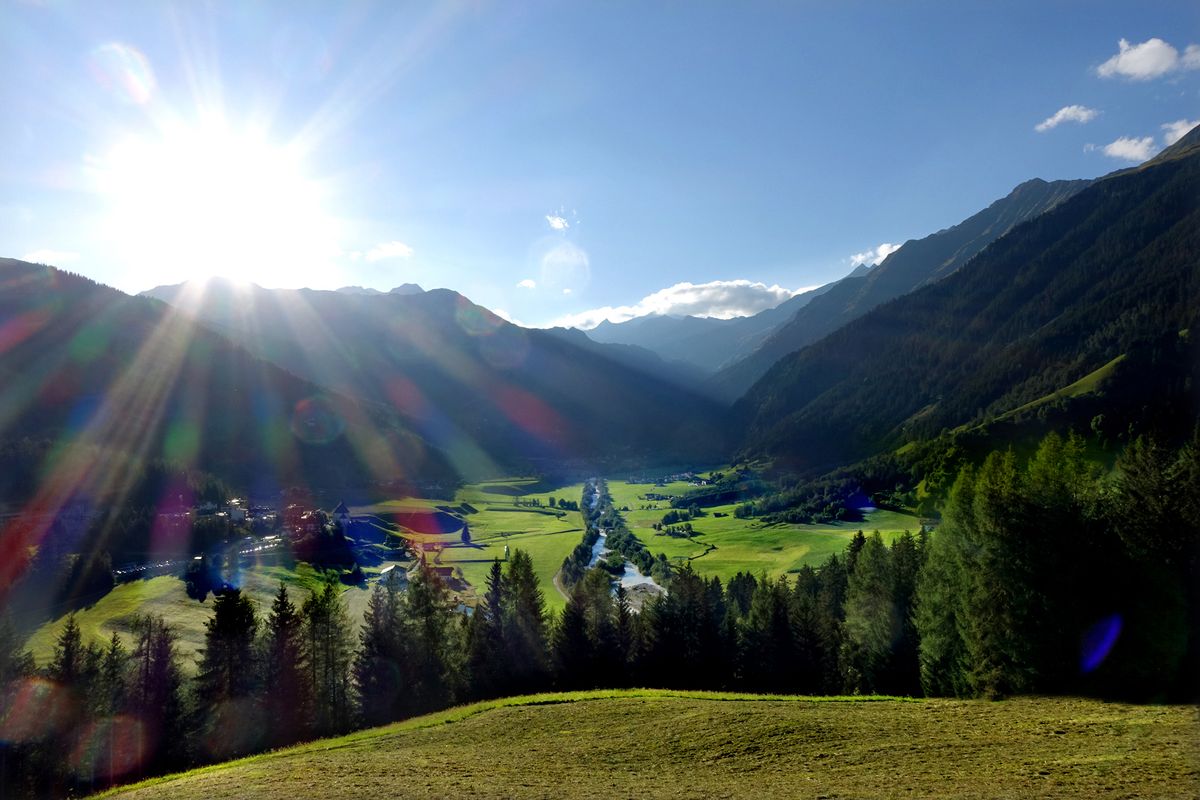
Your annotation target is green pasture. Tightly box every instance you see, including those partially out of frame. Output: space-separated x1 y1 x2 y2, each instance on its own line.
356 478 588 610
97 691 1198 800
24 562 376 670
609 478 921 582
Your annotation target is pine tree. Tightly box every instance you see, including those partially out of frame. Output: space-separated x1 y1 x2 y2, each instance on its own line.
128 615 186 772
915 466 972 698
0 613 34 685
303 582 355 735
401 564 455 714
466 560 508 699
355 572 405 725
552 588 591 689
504 550 548 693
888 531 923 695
841 532 897 694
49 614 87 688
262 582 311 747
961 451 1036 697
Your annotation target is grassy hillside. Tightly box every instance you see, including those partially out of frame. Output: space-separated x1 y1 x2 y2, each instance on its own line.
24 563 379 668
97 690 1198 799
607 479 920 581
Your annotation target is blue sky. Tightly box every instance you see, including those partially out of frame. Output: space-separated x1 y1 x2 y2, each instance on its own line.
1 1 1197 327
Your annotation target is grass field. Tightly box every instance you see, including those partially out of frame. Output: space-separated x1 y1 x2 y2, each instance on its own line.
96 690 1199 799
24 562 379 669
607 478 922 582
356 478 587 611
24 480 587 666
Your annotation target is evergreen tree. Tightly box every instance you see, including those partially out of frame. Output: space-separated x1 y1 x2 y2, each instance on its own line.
962 450 1037 697
303 582 355 736
888 531 923 695
93 632 128 718
841 532 897 693
401 564 457 714
128 615 186 772
195 589 261 759
551 586 592 689
0 613 34 685
504 550 549 693
262 582 311 747
465 560 508 699
355 572 405 725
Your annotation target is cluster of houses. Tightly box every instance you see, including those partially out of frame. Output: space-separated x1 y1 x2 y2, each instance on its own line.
625 470 710 488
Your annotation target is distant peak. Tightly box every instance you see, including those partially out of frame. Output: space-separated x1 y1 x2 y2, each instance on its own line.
390 283 425 295
335 286 383 295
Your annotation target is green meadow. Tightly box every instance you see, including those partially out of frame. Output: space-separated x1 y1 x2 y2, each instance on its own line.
607 477 922 581
96 691 1198 799
357 478 588 610
24 563 379 669
25 480 586 666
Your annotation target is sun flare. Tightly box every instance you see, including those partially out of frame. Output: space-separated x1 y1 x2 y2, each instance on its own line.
90 120 342 288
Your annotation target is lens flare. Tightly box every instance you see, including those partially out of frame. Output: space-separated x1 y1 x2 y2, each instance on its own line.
69 716 148 782
88 43 157 105
454 296 503 337
290 396 345 444
0 678 72 744
1080 614 1122 673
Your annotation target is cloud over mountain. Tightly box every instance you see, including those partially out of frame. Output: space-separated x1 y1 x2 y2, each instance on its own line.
551 279 816 329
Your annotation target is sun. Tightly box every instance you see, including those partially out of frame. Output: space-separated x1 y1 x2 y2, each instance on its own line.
90 119 342 289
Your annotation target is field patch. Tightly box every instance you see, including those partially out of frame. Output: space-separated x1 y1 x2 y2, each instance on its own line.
358 479 587 611
609 478 921 582
24 563 374 670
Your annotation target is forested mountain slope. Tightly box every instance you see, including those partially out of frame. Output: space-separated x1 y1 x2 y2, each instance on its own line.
712 177 1092 400
143 282 727 474
737 126 1200 471
0 259 456 502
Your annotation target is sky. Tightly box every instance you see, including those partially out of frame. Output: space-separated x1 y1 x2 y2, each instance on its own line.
1 1 1197 328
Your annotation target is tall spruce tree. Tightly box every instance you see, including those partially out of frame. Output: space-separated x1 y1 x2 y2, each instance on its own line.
841 532 897 694
355 572 406 725
195 589 261 760
303 582 355 735
504 550 548 693
128 615 186 772
262 582 311 747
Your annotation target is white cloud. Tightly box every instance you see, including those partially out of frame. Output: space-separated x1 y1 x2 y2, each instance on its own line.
365 240 414 262
1100 136 1157 162
1185 44 1200 70
1162 119 1200 147
22 249 78 265
545 214 570 231
1097 37 1200 80
1035 105 1099 132
548 279 820 330
849 242 901 268
516 278 537 289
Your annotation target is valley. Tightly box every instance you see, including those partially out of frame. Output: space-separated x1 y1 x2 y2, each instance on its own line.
0 14 1197 797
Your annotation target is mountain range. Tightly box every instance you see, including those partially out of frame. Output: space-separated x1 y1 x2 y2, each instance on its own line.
139 281 727 479
5 123 1197 505
735 124 1200 471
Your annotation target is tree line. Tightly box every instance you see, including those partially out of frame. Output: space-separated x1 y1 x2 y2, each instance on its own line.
1 431 1195 797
